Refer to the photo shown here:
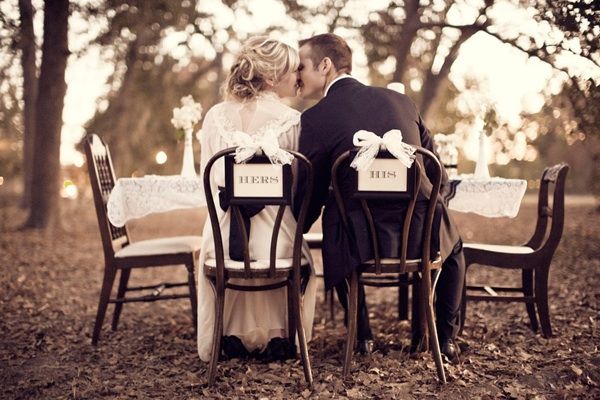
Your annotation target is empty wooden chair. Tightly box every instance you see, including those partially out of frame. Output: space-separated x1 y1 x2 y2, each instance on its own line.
84 134 200 345
202 147 314 386
331 147 446 383
461 163 569 337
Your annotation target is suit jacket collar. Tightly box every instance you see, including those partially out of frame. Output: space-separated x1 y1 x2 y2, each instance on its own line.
326 76 362 96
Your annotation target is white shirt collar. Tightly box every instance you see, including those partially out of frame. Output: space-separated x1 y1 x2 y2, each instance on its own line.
324 74 353 97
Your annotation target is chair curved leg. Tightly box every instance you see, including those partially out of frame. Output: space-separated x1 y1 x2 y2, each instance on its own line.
411 273 429 351
92 265 118 345
287 284 297 351
535 265 553 337
186 260 198 330
342 271 359 377
111 268 131 331
522 269 538 332
458 271 467 335
208 282 225 386
423 284 446 384
291 278 313 386
423 268 446 383
398 275 409 321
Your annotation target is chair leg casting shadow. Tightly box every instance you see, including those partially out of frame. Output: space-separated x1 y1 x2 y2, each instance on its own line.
84 134 201 345
331 147 447 383
460 163 569 337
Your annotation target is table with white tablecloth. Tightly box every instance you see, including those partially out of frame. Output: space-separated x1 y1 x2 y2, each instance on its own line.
445 174 528 218
107 174 528 227
107 175 206 227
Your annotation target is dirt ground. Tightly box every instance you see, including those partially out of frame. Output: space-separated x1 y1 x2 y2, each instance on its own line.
0 193 598 399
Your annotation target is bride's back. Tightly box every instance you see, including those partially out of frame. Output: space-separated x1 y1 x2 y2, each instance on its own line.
204 94 300 148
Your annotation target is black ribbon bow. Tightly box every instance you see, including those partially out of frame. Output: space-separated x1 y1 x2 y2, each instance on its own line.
218 187 264 261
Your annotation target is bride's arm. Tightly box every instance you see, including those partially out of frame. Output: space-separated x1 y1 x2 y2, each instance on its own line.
199 108 221 206
199 108 219 177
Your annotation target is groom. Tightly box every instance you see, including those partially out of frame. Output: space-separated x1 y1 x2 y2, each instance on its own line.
293 33 465 361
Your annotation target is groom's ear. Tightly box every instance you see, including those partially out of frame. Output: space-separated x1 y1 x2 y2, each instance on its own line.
320 57 334 75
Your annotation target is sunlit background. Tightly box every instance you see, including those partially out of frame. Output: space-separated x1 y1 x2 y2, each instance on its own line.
1 0 599 200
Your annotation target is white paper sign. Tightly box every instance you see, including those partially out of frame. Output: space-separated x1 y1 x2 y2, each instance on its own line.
357 158 408 192
233 163 283 198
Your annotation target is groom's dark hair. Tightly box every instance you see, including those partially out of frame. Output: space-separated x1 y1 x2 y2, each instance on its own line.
299 33 352 74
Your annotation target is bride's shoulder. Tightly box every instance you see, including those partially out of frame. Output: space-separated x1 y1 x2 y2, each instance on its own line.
204 101 228 117
279 103 301 119
275 104 300 125
268 99 300 122
257 108 300 139
202 102 237 141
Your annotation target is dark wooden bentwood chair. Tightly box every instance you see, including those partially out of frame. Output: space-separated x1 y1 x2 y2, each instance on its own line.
303 232 336 324
84 134 200 346
461 163 569 337
331 147 446 383
203 148 314 387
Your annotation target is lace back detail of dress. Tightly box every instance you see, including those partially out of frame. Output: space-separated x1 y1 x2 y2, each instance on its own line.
212 99 300 147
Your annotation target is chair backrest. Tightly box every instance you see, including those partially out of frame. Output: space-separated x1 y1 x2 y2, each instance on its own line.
525 162 569 256
84 134 130 259
331 146 442 274
202 147 313 279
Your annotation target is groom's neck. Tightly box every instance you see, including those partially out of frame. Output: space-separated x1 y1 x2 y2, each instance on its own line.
322 71 346 97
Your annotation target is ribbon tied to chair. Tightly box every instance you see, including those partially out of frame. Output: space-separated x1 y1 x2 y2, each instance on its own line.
233 130 294 165
220 130 292 261
350 129 416 171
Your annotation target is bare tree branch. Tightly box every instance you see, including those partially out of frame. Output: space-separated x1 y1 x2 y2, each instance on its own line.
482 29 575 77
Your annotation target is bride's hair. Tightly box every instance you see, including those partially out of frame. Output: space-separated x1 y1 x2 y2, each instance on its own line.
225 36 299 101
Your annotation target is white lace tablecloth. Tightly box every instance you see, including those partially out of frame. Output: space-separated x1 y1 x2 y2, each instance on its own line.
445 175 528 218
107 174 528 227
107 175 205 227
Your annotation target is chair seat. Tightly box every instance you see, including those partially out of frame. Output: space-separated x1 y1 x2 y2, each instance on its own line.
303 232 323 249
204 256 309 271
361 255 442 275
464 243 534 254
364 257 422 265
115 236 202 258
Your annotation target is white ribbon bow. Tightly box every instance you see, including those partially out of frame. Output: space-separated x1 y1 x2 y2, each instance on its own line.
350 129 416 171
232 131 294 165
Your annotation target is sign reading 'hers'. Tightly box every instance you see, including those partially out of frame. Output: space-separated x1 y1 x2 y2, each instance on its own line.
233 164 284 198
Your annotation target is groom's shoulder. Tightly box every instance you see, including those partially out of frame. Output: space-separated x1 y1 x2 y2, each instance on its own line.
300 99 328 124
364 85 418 112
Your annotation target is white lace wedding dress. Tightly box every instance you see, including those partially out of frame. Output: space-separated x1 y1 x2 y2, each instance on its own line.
197 92 316 362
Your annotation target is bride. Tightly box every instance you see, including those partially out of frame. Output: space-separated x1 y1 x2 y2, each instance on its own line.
197 36 316 362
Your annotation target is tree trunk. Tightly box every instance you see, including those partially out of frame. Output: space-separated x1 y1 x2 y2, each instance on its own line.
24 0 69 229
391 0 421 83
420 31 475 119
18 0 38 210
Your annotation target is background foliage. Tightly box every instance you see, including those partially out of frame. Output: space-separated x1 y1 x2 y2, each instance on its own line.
0 0 598 192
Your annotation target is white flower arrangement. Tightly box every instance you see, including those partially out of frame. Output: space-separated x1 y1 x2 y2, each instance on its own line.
171 95 203 138
434 133 458 167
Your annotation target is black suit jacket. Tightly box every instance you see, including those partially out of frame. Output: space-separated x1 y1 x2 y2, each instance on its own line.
294 78 460 290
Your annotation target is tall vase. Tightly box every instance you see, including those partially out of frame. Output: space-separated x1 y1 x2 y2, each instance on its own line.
474 130 490 179
180 128 196 177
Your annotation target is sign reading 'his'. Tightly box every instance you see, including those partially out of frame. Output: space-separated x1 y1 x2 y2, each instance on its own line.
358 158 409 192
350 150 417 199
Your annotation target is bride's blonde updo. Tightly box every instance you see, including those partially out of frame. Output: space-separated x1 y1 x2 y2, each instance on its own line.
225 36 300 101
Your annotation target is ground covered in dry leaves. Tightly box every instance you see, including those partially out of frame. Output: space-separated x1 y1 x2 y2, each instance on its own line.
1 194 598 399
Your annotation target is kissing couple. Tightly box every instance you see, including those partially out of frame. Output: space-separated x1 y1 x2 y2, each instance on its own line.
196 33 465 365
